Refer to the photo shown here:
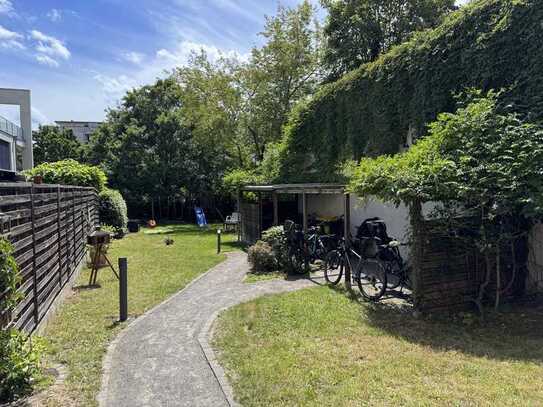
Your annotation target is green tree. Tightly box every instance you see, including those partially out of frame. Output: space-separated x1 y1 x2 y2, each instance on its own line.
322 0 456 80
175 52 250 168
87 77 228 216
33 125 83 164
241 0 323 160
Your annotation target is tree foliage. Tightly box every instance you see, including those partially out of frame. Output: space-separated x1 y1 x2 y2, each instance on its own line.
322 0 456 80
33 125 83 165
87 77 228 215
278 0 543 183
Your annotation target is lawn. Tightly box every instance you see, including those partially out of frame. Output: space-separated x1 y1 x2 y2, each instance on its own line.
41 224 239 407
213 286 543 406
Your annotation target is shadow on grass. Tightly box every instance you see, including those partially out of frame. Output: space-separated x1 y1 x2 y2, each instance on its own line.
361 296 543 363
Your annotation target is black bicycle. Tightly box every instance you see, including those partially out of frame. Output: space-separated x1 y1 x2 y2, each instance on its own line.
380 240 411 291
285 221 309 274
324 237 388 301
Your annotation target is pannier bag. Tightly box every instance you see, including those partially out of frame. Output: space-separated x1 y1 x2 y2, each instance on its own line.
355 217 392 258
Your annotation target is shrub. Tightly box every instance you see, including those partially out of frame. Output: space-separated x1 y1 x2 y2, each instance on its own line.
0 238 21 313
99 189 128 234
247 241 277 273
25 159 107 191
0 329 43 403
261 226 289 269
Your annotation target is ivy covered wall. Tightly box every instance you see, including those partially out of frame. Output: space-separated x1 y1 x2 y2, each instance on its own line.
278 0 543 182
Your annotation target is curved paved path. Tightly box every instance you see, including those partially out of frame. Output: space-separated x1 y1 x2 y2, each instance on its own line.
99 252 322 407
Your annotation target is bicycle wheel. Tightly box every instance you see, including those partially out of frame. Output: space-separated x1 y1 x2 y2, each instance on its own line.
386 259 402 290
356 259 387 301
324 250 344 285
288 248 307 274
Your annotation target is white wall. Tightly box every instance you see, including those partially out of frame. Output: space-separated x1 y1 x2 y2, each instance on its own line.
350 196 410 256
0 88 33 169
305 194 412 258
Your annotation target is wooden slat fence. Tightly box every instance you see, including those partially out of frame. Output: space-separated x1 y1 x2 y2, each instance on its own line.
240 202 260 245
0 183 98 333
417 220 525 312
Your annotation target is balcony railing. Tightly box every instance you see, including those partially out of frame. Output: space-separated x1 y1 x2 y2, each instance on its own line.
0 115 23 141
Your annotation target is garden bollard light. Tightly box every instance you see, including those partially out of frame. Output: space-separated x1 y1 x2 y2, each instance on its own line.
119 257 128 322
217 229 222 254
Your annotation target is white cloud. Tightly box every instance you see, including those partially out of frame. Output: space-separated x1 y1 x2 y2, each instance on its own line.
94 41 247 107
31 107 52 128
94 74 137 103
156 40 248 66
0 24 25 49
36 54 60 67
0 0 13 15
30 30 71 61
122 51 145 65
46 9 62 22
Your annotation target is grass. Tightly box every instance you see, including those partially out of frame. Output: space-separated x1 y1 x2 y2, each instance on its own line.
244 271 285 283
213 286 543 406
41 223 239 406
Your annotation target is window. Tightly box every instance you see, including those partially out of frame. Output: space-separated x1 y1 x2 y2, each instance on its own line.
0 140 12 171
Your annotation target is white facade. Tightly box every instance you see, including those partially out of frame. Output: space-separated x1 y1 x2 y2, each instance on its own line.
0 88 33 171
55 121 101 144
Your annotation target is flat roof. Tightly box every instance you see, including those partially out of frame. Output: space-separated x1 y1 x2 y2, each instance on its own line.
242 183 346 194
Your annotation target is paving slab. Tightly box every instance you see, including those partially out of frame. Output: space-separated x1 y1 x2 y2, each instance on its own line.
99 252 323 407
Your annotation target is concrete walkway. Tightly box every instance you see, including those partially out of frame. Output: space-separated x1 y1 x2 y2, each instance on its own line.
98 252 322 407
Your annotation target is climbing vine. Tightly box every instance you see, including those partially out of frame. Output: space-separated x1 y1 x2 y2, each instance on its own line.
278 0 543 182
348 92 543 310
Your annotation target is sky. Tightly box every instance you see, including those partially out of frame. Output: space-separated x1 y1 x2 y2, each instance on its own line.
0 0 470 129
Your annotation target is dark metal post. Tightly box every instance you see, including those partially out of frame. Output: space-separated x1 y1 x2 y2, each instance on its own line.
302 193 308 233
272 192 279 226
119 258 128 322
217 229 222 254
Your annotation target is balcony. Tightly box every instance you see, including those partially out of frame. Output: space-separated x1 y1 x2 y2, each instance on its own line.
0 115 24 142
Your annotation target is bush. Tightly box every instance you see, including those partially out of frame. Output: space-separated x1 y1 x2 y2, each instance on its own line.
261 226 289 269
247 241 277 273
99 189 128 234
25 159 107 191
0 238 21 313
0 329 43 403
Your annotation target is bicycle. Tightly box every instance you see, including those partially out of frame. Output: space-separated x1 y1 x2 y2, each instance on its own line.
305 226 337 264
324 237 388 301
380 240 412 291
285 221 310 274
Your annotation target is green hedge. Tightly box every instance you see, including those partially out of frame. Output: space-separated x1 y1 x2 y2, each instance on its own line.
99 188 128 232
25 159 107 191
278 0 543 182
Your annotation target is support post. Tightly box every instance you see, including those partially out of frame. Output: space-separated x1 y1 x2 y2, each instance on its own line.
302 193 308 233
344 193 352 290
119 258 128 322
258 192 263 239
272 192 279 226
237 189 242 242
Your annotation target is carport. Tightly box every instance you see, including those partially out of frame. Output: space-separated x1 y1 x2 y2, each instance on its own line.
238 183 349 244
